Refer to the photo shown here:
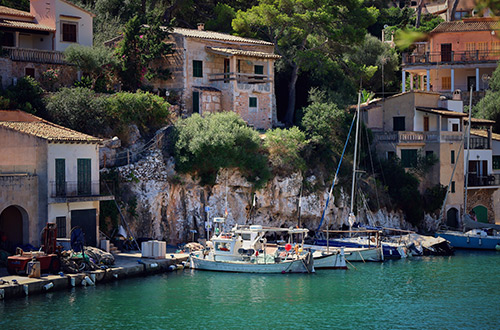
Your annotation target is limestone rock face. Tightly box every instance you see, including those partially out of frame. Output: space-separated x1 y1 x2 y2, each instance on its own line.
108 149 439 244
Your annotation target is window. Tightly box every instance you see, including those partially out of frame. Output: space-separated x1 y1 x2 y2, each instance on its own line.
77 158 91 195
55 159 66 196
465 42 476 53
452 123 459 132
387 151 395 160
493 155 500 170
451 150 455 164
193 91 199 113
254 65 264 80
393 117 405 131
401 149 418 168
492 42 500 55
477 42 488 52
237 60 241 73
249 97 258 109
56 216 66 238
442 76 451 90
61 22 77 42
451 181 455 193
193 60 203 77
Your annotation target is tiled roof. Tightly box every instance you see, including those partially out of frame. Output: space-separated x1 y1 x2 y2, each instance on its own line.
0 6 34 19
0 19 54 32
171 27 274 46
431 19 500 33
206 46 281 59
469 117 495 125
0 111 101 143
416 107 468 117
471 129 500 141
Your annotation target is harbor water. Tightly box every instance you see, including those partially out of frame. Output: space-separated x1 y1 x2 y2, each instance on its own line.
1 250 500 329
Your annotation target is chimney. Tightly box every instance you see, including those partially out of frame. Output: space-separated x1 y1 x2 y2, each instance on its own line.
197 23 205 31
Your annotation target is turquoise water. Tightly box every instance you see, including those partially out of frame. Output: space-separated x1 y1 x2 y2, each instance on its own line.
1 250 500 330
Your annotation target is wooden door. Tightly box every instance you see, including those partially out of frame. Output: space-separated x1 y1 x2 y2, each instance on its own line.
423 117 429 131
441 43 452 62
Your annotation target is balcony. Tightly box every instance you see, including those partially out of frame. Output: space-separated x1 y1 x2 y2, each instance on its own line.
465 136 490 150
3 47 65 65
374 131 463 144
208 72 271 84
50 181 114 202
467 173 500 187
402 50 500 66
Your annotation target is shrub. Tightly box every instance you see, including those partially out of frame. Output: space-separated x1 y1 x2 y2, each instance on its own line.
264 127 307 175
173 112 271 188
3 76 45 114
45 87 108 135
106 90 170 136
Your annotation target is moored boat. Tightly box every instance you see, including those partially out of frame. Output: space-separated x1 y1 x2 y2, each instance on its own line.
189 225 314 274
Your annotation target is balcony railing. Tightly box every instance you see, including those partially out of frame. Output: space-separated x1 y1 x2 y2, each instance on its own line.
467 173 500 187
50 181 100 198
3 46 66 64
402 50 500 66
465 137 490 150
208 72 271 84
374 131 463 144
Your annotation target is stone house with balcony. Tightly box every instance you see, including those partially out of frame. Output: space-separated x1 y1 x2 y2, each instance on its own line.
401 17 500 103
0 0 94 88
147 25 280 130
0 110 112 252
361 90 500 227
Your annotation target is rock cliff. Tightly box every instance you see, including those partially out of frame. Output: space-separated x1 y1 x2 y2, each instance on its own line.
106 148 440 245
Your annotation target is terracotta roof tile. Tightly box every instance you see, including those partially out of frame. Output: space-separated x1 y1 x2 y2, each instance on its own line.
0 111 101 143
471 129 500 141
206 46 281 59
0 19 54 32
171 27 274 46
431 20 500 33
0 6 34 19
416 107 468 117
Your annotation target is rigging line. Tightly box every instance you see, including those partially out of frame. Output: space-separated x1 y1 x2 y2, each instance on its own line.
315 110 357 234
364 120 381 210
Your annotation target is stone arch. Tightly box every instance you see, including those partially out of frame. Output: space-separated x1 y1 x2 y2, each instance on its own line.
446 207 459 228
0 205 29 253
472 205 488 223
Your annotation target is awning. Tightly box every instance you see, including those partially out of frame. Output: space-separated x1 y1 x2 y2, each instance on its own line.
206 46 281 59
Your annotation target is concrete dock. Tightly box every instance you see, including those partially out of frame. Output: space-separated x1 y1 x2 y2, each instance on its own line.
0 252 189 301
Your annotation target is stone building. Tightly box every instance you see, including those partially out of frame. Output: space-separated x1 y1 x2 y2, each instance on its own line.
0 0 94 88
0 110 112 252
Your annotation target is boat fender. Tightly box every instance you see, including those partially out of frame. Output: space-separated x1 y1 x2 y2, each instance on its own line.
0 289 4 300
467 236 470 244
70 277 76 287
43 282 54 291
90 273 96 283
151 263 158 268
175 264 184 270
479 238 482 246
81 279 87 286
113 273 118 279
169 265 176 271
84 276 95 286
23 285 28 296
496 244 500 251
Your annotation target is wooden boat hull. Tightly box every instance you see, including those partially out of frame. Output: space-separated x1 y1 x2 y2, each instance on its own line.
312 250 347 269
344 247 383 262
189 253 314 273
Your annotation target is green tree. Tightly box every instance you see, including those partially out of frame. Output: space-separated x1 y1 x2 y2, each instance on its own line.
3 76 45 115
474 64 500 133
0 0 29 10
173 112 270 188
116 14 173 91
264 127 307 175
64 45 118 91
233 0 378 125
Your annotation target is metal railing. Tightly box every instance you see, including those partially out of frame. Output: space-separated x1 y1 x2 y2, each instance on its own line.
50 180 100 198
402 50 500 65
467 173 500 187
465 137 490 150
208 72 271 84
3 46 66 64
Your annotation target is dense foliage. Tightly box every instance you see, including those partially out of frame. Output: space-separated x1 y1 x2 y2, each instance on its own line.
0 77 45 115
264 127 307 175
173 112 270 188
474 65 500 133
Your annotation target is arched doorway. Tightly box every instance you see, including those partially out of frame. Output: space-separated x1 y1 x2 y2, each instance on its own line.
472 205 488 223
446 207 459 228
0 205 27 253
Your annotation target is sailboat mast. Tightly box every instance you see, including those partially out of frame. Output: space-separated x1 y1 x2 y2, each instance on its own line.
463 87 473 224
350 92 362 231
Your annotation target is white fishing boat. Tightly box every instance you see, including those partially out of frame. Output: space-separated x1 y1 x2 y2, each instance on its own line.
189 224 314 274
305 244 381 264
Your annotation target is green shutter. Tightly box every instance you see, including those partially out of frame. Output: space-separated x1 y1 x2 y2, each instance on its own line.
401 149 417 168
249 97 257 108
254 65 264 75
493 156 500 170
77 158 91 195
55 159 65 196
193 91 200 113
451 150 455 164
